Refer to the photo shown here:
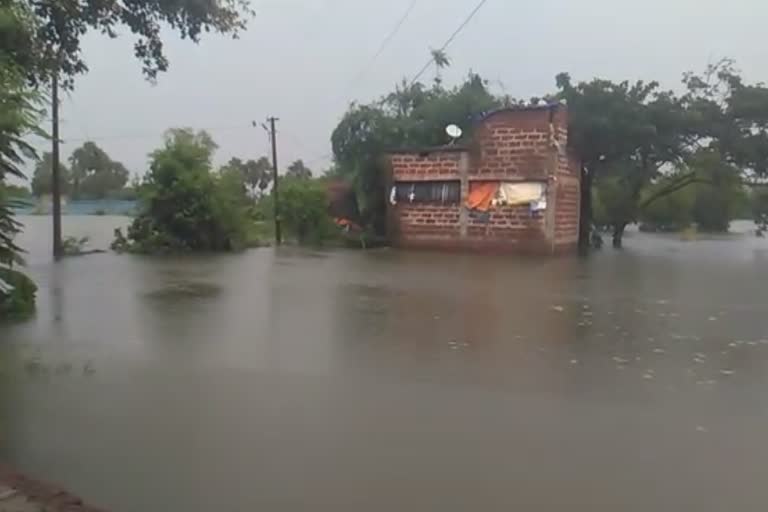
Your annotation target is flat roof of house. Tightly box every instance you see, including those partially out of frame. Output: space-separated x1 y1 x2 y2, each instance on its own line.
387 102 566 155
388 144 469 155
479 102 564 120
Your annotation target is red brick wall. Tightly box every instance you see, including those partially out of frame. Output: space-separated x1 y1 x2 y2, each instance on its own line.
556 146 580 178
472 108 566 180
466 205 546 250
394 204 461 241
390 150 462 181
555 176 580 245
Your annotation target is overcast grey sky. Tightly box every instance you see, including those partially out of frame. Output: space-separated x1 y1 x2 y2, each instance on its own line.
52 0 768 178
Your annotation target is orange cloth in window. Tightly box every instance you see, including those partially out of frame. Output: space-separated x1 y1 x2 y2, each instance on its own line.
466 182 500 211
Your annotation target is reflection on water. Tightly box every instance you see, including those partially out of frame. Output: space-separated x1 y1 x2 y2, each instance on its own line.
1 216 768 511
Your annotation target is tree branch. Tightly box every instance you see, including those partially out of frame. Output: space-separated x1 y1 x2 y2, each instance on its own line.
639 172 711 210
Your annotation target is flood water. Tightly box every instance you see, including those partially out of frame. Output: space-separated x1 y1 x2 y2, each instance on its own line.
2 215 768 511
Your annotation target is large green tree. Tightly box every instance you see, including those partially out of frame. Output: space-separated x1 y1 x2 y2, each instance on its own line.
687 149 745 232
69 141 129 199
556 74 693 247
682 59 768 213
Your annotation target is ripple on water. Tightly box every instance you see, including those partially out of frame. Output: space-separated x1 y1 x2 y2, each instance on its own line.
143 281 222 300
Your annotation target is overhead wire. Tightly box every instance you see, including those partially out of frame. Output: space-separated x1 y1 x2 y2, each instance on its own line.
61 124 250 144
305 0 492 168
297 0 420 167
343 0 419 91
58 0 488 169
409 0 490 86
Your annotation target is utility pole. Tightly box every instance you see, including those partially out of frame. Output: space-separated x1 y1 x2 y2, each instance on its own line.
267 116 282 245
51 73 63 260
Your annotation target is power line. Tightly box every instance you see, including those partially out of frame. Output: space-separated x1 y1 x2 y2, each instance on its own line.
345 0 419 89
309 1 421 168
61 124 249 144
409 0 490 85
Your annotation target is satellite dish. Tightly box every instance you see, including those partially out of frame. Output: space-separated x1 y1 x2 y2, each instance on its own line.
446 124 462 143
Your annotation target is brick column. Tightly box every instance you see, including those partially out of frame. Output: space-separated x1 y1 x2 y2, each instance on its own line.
458 151 470 239
544 123 559 253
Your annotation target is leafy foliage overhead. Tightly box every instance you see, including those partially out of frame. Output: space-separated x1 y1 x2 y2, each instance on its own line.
0 13 42 267
682 59 768 178
14 0 253 87
0 4 41 316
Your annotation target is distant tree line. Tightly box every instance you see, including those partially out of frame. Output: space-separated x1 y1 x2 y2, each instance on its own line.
29 142 132 200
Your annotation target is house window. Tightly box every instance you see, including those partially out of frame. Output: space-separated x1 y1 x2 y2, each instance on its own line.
394 181 461 204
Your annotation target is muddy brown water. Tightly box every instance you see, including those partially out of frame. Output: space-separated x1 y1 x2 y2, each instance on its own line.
1 216 768 511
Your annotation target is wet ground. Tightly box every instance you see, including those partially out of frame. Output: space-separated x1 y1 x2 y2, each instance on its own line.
1 216 768 511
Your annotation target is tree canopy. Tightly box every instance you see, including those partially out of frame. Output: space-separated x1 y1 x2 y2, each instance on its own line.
219 156 272 196
69 141 129 199
286 159 312 180
9 0 253 87
115 128 249 253
30 151 70 197
331 72 500 233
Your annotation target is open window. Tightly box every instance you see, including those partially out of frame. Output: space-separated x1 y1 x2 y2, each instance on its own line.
392 181 461 205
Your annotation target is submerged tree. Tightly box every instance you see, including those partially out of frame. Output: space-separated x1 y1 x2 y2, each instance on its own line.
688 149 745 232
116 129 248 253
280 177 334 245
556 73 693 247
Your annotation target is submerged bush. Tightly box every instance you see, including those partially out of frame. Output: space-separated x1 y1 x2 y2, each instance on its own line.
0 268 37 319
280 178 336 245
114 129 250 253
753 188 768 236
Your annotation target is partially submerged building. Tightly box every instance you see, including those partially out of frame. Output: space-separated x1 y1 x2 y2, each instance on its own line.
386 104 581 254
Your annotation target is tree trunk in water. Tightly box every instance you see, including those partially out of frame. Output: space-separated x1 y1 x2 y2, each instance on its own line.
612 223 626 248
578 166 593 251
